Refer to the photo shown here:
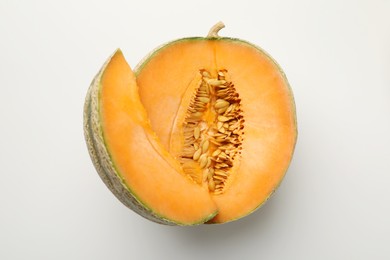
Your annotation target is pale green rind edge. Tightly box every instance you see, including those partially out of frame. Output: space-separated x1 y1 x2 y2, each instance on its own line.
83 50 217 226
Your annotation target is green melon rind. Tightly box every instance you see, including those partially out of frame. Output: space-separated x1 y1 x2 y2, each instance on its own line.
83 50 218 226
134 37 298 224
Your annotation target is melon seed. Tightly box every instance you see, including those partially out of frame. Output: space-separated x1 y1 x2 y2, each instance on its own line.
193 143 199 150
217 107 228 114
199 154 208 168
208 179 215 191
214 175 226 181
191 112 203 118
217 84 229 89
206 157 212 168
202 140 210 153
198 97 210 103
193 148 202 161
218 116 229 122
215 101 229 109
208 168 214 179
212 149 221 157
194 126 200 139
218 152 227 159
207 79 226 86
218 127 226 134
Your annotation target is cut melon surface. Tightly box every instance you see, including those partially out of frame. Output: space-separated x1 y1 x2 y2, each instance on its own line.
84 22 297 225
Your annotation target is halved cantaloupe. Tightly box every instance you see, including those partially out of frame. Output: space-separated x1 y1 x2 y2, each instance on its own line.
84 22 297 225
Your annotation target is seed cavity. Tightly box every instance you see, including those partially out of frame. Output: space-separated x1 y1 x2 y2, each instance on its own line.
179 69 245 194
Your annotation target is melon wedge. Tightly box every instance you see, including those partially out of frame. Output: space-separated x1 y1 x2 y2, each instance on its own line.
84 50 218 225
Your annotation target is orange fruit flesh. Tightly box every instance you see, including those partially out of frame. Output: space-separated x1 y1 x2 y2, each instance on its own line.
136 39 296 223
100 50 217 225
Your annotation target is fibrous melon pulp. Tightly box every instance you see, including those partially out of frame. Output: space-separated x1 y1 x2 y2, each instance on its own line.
84 22 297 225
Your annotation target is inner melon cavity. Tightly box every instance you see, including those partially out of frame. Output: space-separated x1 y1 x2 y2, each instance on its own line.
168 69 245 195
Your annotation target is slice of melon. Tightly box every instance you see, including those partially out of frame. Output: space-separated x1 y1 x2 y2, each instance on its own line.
84 49 218 225
84 22 297 225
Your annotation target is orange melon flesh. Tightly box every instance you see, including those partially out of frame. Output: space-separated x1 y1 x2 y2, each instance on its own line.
100 50 217 224
136 39 297 223
136 40 216 150
209 41 296 223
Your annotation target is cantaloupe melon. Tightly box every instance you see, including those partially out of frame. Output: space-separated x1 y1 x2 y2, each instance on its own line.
84 22 297 225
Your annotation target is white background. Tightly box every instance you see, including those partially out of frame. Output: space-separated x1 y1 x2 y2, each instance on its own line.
1 0 389 259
